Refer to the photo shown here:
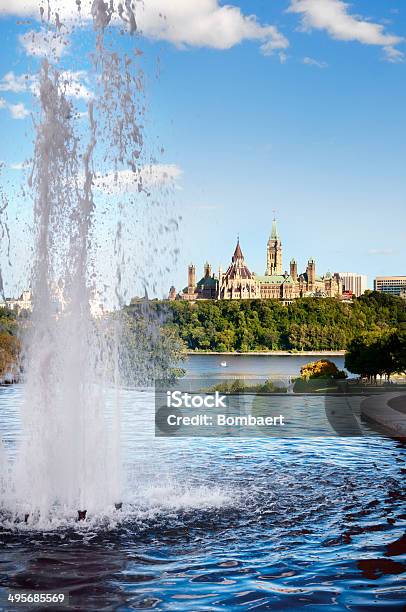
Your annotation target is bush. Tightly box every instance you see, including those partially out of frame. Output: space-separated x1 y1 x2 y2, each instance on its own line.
0 332 20 379
300 359 347 381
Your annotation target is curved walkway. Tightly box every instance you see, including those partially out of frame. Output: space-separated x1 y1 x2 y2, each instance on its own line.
361 392 406 437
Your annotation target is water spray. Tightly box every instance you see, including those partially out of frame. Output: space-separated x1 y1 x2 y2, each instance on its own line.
77 510 87 521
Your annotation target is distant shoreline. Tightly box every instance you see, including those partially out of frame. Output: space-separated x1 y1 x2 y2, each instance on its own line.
187 351 346 356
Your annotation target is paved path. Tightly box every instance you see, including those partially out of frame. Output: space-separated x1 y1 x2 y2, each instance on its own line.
361 392 406 437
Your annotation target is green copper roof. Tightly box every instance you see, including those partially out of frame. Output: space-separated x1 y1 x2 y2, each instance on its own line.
256 274 298 285
196 276 217 287
270 218 279 240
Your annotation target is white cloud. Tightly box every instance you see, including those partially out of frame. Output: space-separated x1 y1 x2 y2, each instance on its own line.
0 92 30 119
19 29 69 60
0 70 92 101
383 45 404 63
303 56 328 68
9 103 30 119
261 33 290 57
140 163 183 187
0 0 76 18
288 0 404 61
136 0 289 52
60 70 93 100
0 0 288 54
0 71 35 94
93 164 183 194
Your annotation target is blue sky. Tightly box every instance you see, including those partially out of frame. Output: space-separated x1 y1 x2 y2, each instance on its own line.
0 0 405 297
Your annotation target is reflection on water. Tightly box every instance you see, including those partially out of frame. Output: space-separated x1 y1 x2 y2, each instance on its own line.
0 385 405 611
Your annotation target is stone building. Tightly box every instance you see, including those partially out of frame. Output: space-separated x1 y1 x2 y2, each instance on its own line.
218 241 261 300
0 290 33 313
177 262 218 301
0 287 105 318
173 219 342 302
266 218 283 275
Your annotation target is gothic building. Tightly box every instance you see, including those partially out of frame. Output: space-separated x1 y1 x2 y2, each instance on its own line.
266 219 282 275
218 241 261 300
180 262 218 301
172 219 342 303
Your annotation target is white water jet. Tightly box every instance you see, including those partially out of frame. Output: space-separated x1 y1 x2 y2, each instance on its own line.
11 59 119 519
0 1 172 523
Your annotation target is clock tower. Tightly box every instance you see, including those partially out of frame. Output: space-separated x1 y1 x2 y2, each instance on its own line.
266 217 282 276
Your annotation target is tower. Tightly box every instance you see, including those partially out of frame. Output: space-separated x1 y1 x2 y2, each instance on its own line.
307 258 316 290
266 217 282 276
204 262 212 278
290 258 297 282
187 264 196 293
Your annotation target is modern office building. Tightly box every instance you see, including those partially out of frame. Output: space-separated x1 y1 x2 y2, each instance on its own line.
339 272 368 297
374 276 406 296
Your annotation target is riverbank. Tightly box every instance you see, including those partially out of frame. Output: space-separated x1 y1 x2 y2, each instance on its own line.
187 350 346 356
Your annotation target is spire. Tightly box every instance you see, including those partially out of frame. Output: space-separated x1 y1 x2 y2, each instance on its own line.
271 217 279 240
232 239 244 262
224 239 254 281
266 215 283 275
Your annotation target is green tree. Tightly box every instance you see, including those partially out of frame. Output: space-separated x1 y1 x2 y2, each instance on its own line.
159 293 406 355
345 331 400 381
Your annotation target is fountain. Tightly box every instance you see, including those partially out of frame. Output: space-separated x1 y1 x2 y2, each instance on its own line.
0 1 173 525
0 5 405 610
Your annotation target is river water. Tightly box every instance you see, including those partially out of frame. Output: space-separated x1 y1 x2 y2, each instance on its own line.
185 353 347 378
0 361 405 610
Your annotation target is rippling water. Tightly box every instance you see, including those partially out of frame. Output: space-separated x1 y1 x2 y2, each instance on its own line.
1 384 405 611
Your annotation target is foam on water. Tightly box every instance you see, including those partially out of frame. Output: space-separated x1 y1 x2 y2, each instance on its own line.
135 483 235 511
0 483 236 533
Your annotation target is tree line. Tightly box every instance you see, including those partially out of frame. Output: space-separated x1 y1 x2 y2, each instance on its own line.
141 291 406 354
2 292 405 383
